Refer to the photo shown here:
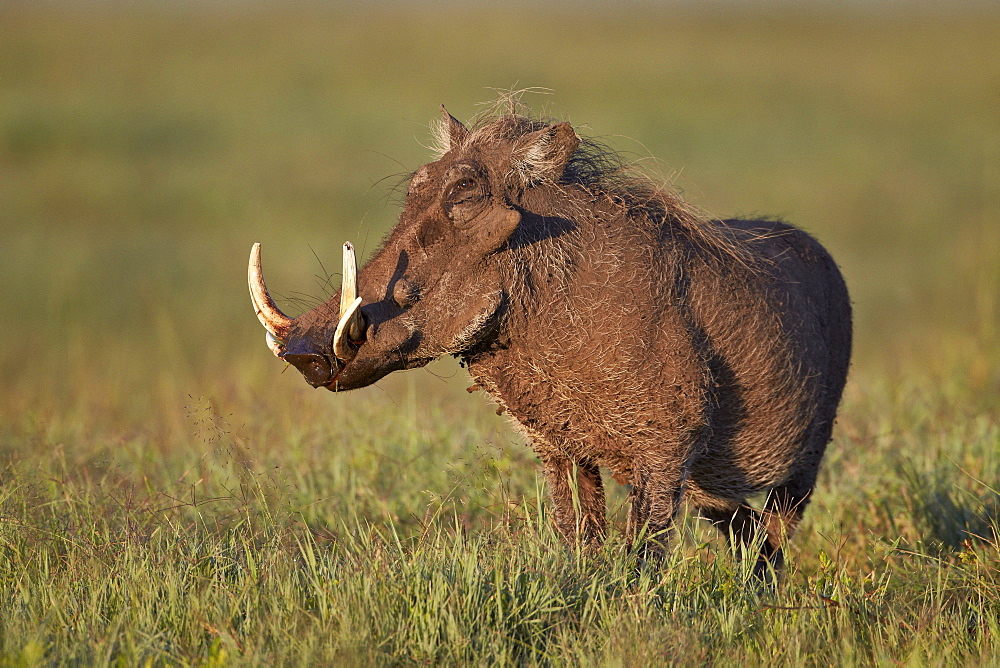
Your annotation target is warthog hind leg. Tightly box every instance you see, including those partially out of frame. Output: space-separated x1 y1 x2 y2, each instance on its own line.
699 485 812 581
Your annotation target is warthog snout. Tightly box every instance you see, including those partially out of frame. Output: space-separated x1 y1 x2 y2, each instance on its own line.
249 240 369 387
282 352 335 388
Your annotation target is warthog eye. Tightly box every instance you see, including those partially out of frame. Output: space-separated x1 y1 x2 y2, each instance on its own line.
448 177 479 201
443 166 488 226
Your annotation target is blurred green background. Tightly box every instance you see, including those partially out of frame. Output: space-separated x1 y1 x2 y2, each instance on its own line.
2 3 1000 662
2 1 998 489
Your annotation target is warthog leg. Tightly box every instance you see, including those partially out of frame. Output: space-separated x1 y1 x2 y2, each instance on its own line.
542 455 606 549
699 485 813 581
626 462 685 557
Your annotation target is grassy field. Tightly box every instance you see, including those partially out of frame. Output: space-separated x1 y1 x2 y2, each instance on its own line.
2 2 999 664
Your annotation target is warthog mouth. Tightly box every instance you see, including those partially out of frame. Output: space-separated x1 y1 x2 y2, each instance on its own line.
317 353 435 392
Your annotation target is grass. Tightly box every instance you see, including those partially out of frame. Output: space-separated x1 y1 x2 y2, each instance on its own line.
2 2 999 664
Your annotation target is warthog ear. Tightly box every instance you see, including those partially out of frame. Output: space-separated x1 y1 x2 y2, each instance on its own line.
433 105 469 157
513 122 579 185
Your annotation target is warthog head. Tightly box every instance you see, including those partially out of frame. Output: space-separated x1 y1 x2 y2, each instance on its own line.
249 109 578 390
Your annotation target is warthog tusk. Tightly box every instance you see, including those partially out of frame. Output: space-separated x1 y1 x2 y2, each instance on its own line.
265 330 284 357
249 243 293 357
333 296 363 361
339 242 365 340
332 242 365 361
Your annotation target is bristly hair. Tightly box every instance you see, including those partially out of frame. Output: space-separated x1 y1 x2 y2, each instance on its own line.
437 97 758 269
428 116 453 160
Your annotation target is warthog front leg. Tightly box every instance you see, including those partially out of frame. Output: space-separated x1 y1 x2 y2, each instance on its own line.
542 455 606 549
626 460 685 556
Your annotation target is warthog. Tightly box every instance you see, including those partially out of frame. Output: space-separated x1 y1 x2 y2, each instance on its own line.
249 106 852 576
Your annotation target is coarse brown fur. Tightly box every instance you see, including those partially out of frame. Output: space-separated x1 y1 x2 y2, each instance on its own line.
272 102 852 578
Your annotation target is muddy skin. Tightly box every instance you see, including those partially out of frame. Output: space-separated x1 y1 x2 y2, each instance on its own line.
255 105 852 579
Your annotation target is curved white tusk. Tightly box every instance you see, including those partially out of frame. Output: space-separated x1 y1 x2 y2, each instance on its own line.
339 242 365 341
249 243 293 339
340 242 357 318
265 331 284 358
333 296 363 361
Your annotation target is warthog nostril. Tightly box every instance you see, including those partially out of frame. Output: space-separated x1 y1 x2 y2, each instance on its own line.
282 353 334 388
